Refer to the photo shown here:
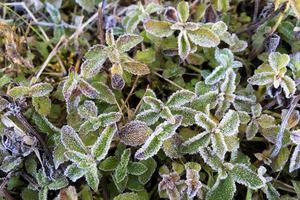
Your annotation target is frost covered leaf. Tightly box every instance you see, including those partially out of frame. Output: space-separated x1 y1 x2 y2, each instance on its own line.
247 72 274 85
0 156 22 172
114 149 131 183
85 164 100 191
114 192 140 200
78 79 100 99
65 151 94 168
231 164 265 189
181 131 210 154
119 120 151 146
269 52 290 71
289 145 300 172
291 130 300 144
32 96 51 116
199 148 223 171
205 65 227 85
263 182 281 200
48 177 68 190
281 76 296 97
127 162 148 175
30 83 53 97
91 124 117 161
61 125 87 153
195 112 216 131
78 100 98 119
122 61 150 75
177 1 189 22
257 114 276 128
212 131 227 159
135 116 182 160
144 20 174 37
91 82 116 104
135 110 160 125
53 142 67 169
75 0 95 12
170 107 198 126
160 106 176 124
271 147 290 172
163 135 183 158
99 156 119 172
178 31 191 60
81 45 108 79
138 158 157 184
218 110 240 136
116 34 143 53
8 86 30 99
188 27 220 47
0 97 9 112
206 175 236 200
95 112 122 128
143 96 163 110
166 90 195 107
62 73 78 101
246 120 259 140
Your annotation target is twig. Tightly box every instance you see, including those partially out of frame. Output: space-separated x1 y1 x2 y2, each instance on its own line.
121 76 140 110
253 0 260 23
153 71 185 90
97 2 106 45
31 21 77 29
270 94 300 158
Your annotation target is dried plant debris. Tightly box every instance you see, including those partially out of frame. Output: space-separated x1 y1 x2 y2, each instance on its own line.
2 0 300 199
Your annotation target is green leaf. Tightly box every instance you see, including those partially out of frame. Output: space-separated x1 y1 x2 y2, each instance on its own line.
81 45 108 79
247 72 274 85
61 125 87 153
289 144 300 172
143 96 163 110
64 163 86 182
85 164 101 192
218 110 240 136
0 156 22 173
188 27 220 47
32 96 51 116
99 156 119 171
127 175 145 191
91 124 117 161
212 131 227 159
271 147 290 172
30 83 53 97
122 61 150 75
181 131 210 154
292 180 300 199
116 34 143 53
269 52 290 71
138 158 157 184
263 182 280 200
178 31 191 60
113 192 140 200
199 148 223 171
170 107 198 126
177 1 189 23
231 164 265 189
114 149 131 183
166 90 195 107
78 100 98 119
62 73 78 101
78 79 100 99
48 177 68 190
281 76 296 98
7 86 30 99
75 0 95 12
91 82 116 104
128 162 148 176
206 175 236 200
246 120 259 140
53 141 67 169
38 188 48 200
144 20 174 37
205 65 227 85
136 110 160 125
65 151 94 168
194 112 217 132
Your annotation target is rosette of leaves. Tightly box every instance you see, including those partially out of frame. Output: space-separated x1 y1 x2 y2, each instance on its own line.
99 148 150 193
80 29 149 90
77 100 122 135
144 1 220 60
200 148 266 200
158 166 186 200
241 103 276 140
7 82 53 116
181 108 240 159
135 116 182 160
123 2 163 33
205 48 243 85
61 124 117 191
62 70 117 107
136 89 197 126
248 52 296 98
